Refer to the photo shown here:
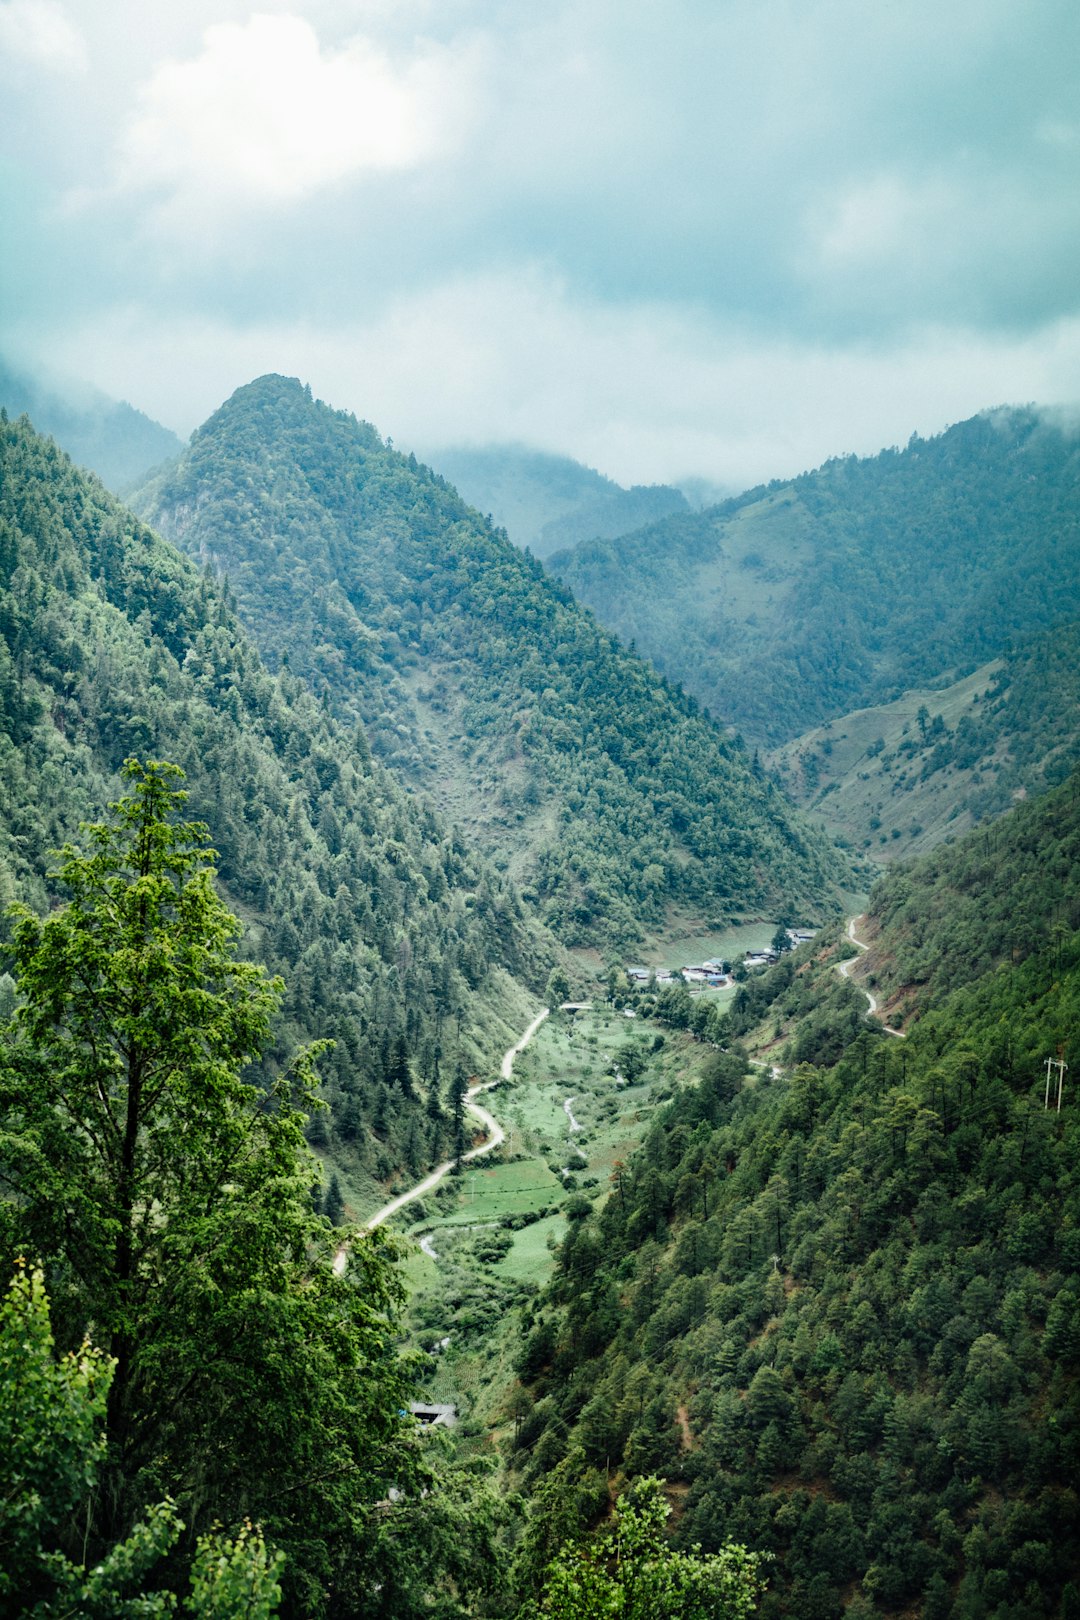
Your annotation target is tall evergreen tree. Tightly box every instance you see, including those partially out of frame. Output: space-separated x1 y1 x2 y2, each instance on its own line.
448 1062 470 1170
0 761 418 1615
323 1171 345 1227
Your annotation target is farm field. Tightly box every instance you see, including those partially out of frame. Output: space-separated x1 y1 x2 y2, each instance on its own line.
650 921 777 971
387 1002 670 1265
392 999 715 1442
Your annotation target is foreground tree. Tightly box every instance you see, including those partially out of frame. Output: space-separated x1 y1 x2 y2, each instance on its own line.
0 1262 284 1617
0 762 419 1614
529 1477 765 1620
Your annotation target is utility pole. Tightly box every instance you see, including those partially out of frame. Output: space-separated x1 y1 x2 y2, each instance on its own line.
1044 1053 1067 1112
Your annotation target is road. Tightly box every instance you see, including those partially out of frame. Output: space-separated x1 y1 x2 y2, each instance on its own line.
838 917 906 1038
333 1006 551 1274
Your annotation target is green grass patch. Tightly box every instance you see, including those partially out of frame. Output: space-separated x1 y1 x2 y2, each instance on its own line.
494 1212 568 1283
409 1157 565 1227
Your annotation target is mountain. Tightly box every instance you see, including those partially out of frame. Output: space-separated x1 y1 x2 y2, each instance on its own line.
857 760 1080 1025
133 375 846 949
765 618 1080 865
421 442 689 558
0 357 184 492
511 771 1080 1617
549 407 1080 750
0 409 552 1199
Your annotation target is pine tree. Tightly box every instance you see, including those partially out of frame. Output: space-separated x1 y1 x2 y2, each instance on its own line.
323 1172 345 1226
0 761 418 1613
448 1062 469 1170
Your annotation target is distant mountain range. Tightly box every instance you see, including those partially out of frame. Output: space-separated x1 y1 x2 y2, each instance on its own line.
0 356 184 493
6 359 1079 1620
421 442 690 558
549 408 1080 749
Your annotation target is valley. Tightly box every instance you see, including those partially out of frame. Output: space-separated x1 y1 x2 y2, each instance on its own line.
5 10 1078 1615
2 375 1078 1620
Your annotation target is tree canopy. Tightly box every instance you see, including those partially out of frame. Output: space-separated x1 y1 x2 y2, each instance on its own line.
0 761 421 1615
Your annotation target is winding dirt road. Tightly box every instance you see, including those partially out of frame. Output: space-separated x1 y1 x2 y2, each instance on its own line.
838 917 906 1039
333 1007 550 1273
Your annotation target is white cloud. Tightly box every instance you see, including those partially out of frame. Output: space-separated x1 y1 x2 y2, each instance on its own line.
36 271 1080 491
0 0 86 73
114 12 482 223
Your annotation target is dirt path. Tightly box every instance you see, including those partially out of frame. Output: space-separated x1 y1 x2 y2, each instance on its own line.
332 1006 550 1274
838 917 906 1038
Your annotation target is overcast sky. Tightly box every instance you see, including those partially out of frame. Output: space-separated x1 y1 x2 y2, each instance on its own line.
3 0 1079 488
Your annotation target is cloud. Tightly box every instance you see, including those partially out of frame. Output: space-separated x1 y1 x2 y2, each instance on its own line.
5 0 1080 485
34 269 1080 491
114 12 482 226
0 0 86 73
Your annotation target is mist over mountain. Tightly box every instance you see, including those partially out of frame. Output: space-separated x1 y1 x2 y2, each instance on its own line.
421 442 689 559
5 369 1080 1620
0 357 184 493
6 2 1080 1610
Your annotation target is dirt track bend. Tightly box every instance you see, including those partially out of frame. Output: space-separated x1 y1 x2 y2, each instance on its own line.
332 1007 551 1274
838 917 906 1039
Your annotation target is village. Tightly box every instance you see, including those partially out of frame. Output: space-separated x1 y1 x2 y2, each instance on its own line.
624 926 817 990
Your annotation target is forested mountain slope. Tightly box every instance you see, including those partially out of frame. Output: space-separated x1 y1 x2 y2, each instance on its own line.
423 442 688 558
0 410 550 1192
550 407 1080 749
766 618 1080 865
858 758 1080 1024
134 375 845 947
0 357 184 492
513 774 1080 1619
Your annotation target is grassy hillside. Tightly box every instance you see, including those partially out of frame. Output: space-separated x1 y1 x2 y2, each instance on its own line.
550 407 1080 750
422 442 688 558
0 411 553 1195
508 777 1080 1618
766 662 1001 864
767 622 1080 867
856 765 1080 1026
134 375 846 949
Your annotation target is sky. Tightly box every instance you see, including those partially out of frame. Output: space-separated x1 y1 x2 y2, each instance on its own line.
2 0 1079 489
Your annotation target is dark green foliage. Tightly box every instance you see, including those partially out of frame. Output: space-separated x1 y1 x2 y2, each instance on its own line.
135 375 844 946
0 411 548 1183
526 1474 764 1618
323 1171 345 1226
552 408 1080 749
515 777 1080 1618
545 967 571 1009
0 765 423 1615
0 1263 286 1618
868 765 1080 1016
